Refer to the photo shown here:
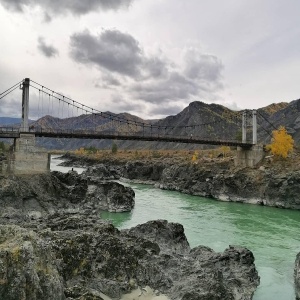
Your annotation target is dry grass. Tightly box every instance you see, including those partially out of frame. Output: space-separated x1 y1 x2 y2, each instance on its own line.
68 147 236 165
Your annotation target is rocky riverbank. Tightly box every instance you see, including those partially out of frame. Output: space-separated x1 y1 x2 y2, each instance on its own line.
0 169 261 299
0 213 259 300
0 170 134 220
60 153 300 210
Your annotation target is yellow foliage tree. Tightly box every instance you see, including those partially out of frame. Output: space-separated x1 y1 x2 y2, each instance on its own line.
191 151 198 162
220 146 230 158
266 126 294 158
74 147 86 156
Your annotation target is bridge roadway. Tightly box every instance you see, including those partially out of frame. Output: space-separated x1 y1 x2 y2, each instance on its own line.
0 127 254 148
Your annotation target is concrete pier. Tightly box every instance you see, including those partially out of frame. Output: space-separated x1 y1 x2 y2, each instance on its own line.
235 145 265 168
1 134 50 175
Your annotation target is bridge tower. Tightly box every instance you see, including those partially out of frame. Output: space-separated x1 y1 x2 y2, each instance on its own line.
235 109 264 167
242 110 257 144
21 78 30 132
1 77 50 175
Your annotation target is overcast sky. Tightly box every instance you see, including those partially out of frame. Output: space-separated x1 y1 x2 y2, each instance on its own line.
0 0 300 119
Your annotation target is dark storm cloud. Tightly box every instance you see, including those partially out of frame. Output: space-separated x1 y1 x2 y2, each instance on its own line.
37 37 59 58
0 0 134 15
70 29 144 77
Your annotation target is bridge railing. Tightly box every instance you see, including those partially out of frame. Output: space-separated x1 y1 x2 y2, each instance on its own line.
31 127 249 144
0 126 254 146
0 127 19 132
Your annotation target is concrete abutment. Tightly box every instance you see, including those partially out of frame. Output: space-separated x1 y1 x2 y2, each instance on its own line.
1 134 50 175
235 145 265 168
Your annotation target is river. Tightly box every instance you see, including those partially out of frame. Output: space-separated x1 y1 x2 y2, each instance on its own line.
51 155 300 300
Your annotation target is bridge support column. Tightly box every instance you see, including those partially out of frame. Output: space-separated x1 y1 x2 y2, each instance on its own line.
235 145 265 168
21 78 30 132
252 110 257 144
241 110 258 145
2 134 50 175
242 111 247 143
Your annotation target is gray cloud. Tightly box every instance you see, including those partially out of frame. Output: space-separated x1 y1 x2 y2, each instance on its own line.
70 29 169 81
110 95 145 113
70 29 144 77
0 0 134 16
144 56 169 78
132 72 199 104
70 29 224 106
97 74 122 88
184 49 223 82
37 37 59 58
149 103 183 116
131 49 224 104
0 98 21 117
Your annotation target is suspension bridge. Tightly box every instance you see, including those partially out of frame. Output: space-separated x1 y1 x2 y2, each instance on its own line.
0 78 275 173
0 78 265 147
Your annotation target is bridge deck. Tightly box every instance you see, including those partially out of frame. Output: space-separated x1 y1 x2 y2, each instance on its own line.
0 128 254 148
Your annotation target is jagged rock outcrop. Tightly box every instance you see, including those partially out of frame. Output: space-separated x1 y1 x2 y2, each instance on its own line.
0 216 260 300
0 225 65 300
124 161 165 182
0 170 135 221
83 164 122 180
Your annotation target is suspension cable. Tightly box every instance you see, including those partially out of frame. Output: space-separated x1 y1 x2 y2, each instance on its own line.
0 80 23 96
30 80 235 130
257 111 277 130
0 85 20 100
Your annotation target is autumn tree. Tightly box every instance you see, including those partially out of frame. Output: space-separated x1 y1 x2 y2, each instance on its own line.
191 151 198 162
266 126 294 158
111 142 118 154
75 147 86 156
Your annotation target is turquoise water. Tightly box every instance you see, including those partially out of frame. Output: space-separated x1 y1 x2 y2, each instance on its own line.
50 156 300 299
101 182 300 300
